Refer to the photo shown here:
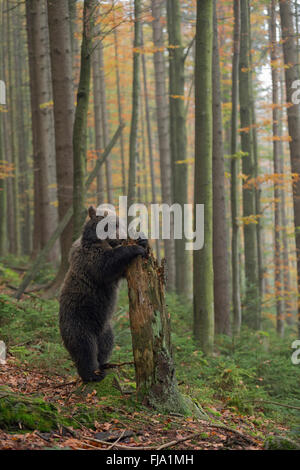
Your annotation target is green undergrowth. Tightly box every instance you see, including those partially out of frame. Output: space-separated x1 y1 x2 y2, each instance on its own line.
0 262 299 440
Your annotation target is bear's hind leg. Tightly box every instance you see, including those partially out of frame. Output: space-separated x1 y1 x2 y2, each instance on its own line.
73 336 103 383
97 325 114 371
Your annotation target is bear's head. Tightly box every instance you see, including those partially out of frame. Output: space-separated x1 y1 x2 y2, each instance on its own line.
81 206 122 248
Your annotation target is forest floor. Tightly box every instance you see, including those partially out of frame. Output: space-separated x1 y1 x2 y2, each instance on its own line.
0 257 299 451
0 358 264 450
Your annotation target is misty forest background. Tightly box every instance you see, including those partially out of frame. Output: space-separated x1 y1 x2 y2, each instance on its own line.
0 0 299 451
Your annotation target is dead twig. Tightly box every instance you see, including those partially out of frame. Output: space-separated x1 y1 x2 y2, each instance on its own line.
107 430 126 450
254 399 300 411
103 361 134 369
85 436 153 450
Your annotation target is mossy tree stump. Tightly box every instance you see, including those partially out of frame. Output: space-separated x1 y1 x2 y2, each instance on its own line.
126 250 189 414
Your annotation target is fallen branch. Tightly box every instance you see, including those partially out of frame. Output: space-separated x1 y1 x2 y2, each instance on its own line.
254 399 300 411
85 436 153 450
198 420 258 445
14 123 124 301
103 361 134 369
107 430 126 450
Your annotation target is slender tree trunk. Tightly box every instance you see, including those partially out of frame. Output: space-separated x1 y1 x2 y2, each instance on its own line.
167 0 188 296
73 0 97 240
0 3 7 256
151 0 175 289
7 0 20 256
140 97 148 204
194 0 214 354
47 0 75 284
230 0 242 335
0 44 5 255
239 0 260 330
25 0 42 258
113 24 126 194
279 0 300 336
212 0 231 336
279 74 293 324
2 1 15 257
248 3 264 308
141 26 161 263
14 9 31 255
270 0 285 336
128 0 142 209
92 42 105 205
26 0 58 262
98 36 113 204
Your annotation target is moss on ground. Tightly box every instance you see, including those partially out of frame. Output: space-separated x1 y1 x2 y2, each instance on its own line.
0 386 61 432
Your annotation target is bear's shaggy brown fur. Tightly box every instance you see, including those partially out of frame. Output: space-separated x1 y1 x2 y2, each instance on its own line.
59 206 147 382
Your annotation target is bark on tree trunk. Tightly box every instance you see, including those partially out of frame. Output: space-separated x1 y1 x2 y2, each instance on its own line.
47 0 75 286
7 0 20 256
98 35 113 205
126 250 189 413
167 0 188 296
212 0 231 336
269 0 285 337
26 0 59 262
230 0 242 336
279 0 300 336
92 42 105 205
239 0 260 330
113 23 126 195
141 26 161 264
151 0 175 290
193 0 214 354
73 0 97 240
128 0 142 209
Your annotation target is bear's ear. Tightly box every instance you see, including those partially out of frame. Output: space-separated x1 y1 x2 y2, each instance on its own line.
88 206 97 220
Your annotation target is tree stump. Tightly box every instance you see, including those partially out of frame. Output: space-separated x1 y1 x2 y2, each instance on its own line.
126 250 190 414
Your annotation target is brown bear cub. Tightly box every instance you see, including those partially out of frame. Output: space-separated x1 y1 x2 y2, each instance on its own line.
59 206 147 383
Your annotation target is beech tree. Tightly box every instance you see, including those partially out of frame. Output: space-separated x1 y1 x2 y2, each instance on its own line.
47 0 74 284
279 0 300 335
194 0 214 354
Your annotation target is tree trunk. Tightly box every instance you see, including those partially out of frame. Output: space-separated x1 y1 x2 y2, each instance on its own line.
279 74 294 324
141 26 161 264
126 251 188 413
2 11 14 256
279 0 300 336
193 0 214 354
151 0 175 290
98 35 113 204
0 3 7 256
14 8 31 255
26 0 58 262
47 0 75 285
7 0 20 256
128 0 142 209
92 42 105 205
73 0 97 240
248 2 264 311
167 0 188 296
113 23 126 194
269 0 285 337
25 0 42 258
239 0 260 330
212 0 231 336
230 0 242 336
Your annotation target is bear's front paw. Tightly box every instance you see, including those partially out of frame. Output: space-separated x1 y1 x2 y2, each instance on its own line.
137 237 148 249
134 245 147 258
